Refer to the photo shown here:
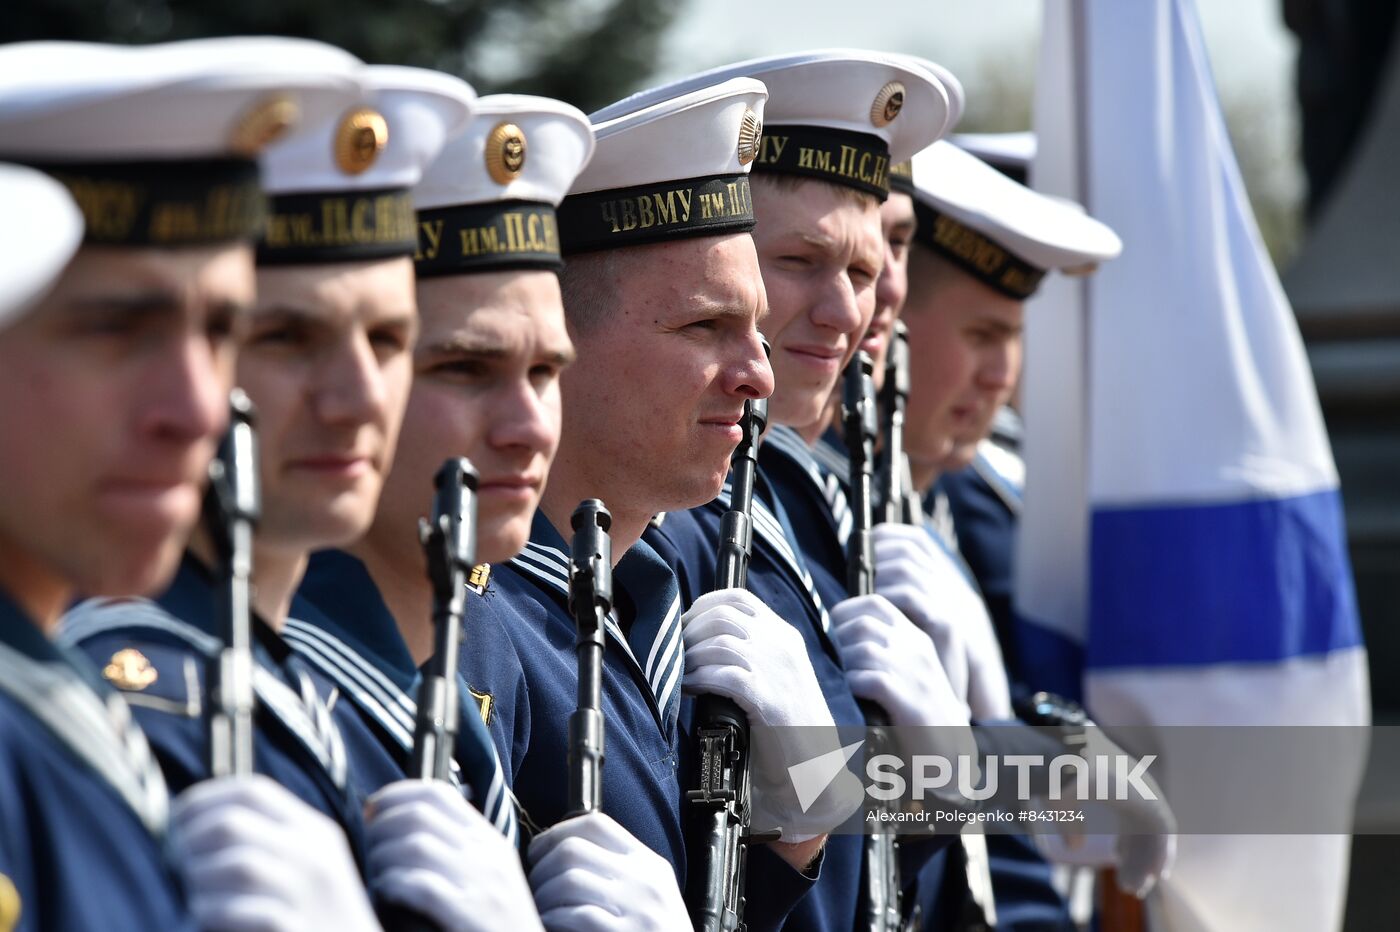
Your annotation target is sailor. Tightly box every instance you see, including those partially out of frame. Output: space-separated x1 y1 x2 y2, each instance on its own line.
57 57 526 930
0 37 372 931
446 76 863 929
806 129 1074 930
593 51 973 929
288 93 644 929
898 138 1121 689
882 138 1177 914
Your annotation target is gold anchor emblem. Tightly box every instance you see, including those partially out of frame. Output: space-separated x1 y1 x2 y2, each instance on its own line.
103 648 158 691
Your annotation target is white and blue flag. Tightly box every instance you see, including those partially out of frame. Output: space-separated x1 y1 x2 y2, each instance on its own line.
1016 1 1369 928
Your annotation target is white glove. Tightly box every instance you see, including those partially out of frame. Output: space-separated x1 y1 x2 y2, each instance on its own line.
366 780 542 932
872 523 1013 721
1030 730 1177 897
171 775 379 932
527 812 689 932
829 593 971 730
682 589 835 730
682 588 863 838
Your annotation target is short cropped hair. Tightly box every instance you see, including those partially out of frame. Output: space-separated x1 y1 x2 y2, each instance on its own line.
906 241 968 300
558 249 620 334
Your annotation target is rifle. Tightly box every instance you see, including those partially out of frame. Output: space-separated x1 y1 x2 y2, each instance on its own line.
877 322 920 526
689 392 769 932
567 500 612 816
409 458 478 781
876 330 994 929
843 352 904 932
381 465 479 932
205 389 259 778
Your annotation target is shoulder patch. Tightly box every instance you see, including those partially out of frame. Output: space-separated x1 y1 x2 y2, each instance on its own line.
467 563 492 595
102 648 158 691
0 873 18 932
468 686 493 726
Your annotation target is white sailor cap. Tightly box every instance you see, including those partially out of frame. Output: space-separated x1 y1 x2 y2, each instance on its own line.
591 50 952 202
950 131 1036 184
909 140 1122 299
258 65 476 265
0 164 83 331
413 94 594 276
557 78 766 255
0 37 365 248
888 56 965 196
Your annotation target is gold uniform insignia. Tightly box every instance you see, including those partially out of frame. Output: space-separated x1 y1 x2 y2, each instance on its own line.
229 94 300 156
468 563 492 594
736 108 763 166
0 872 20 932
335 107 389 176
485 122 527 184
870 81 906 127
468 686 494 725
103 648 158 691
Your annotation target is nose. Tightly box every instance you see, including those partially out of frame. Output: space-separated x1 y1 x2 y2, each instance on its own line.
976 342 1017 394
722 330 775 400
312 330 388 428
488 377 558 458
137 330 229 446
808 273 865 339
874 244 905 317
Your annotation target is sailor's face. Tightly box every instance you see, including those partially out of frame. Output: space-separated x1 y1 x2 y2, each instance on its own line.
555 233 772 515
243 258 416 554
372 269 573 567
863 191 916 390
902 249 1023 471
0 244 249 605
750 177 882 427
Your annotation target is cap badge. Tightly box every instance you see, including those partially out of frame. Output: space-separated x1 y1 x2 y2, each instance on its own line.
103 648 158 691
485 122 528 184
737 108 763 166
335 107 389 176
871 81 906 127
230 94 301 156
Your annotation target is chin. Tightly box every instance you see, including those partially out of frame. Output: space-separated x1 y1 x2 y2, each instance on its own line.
477 512 532 565
662 462 729 514
79 536 186 598
282 501 377 551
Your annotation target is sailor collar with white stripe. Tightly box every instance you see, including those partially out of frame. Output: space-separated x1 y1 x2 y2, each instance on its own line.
507 510 684 732
710 477 832 634
285 554 520 845
0 588 171 835
58 555 350 791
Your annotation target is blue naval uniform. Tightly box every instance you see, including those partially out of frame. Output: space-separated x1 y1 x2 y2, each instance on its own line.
287 549 520 848
806 426 1073 932
0 589 196 932
455 511 688 870
59 554 365 866
934 411 1026 689
652 461 955 931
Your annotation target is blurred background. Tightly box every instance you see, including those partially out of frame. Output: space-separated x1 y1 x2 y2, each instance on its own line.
5 0 1397 925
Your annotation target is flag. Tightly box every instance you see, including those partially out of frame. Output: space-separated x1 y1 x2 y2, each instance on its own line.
1016 1 1370 928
